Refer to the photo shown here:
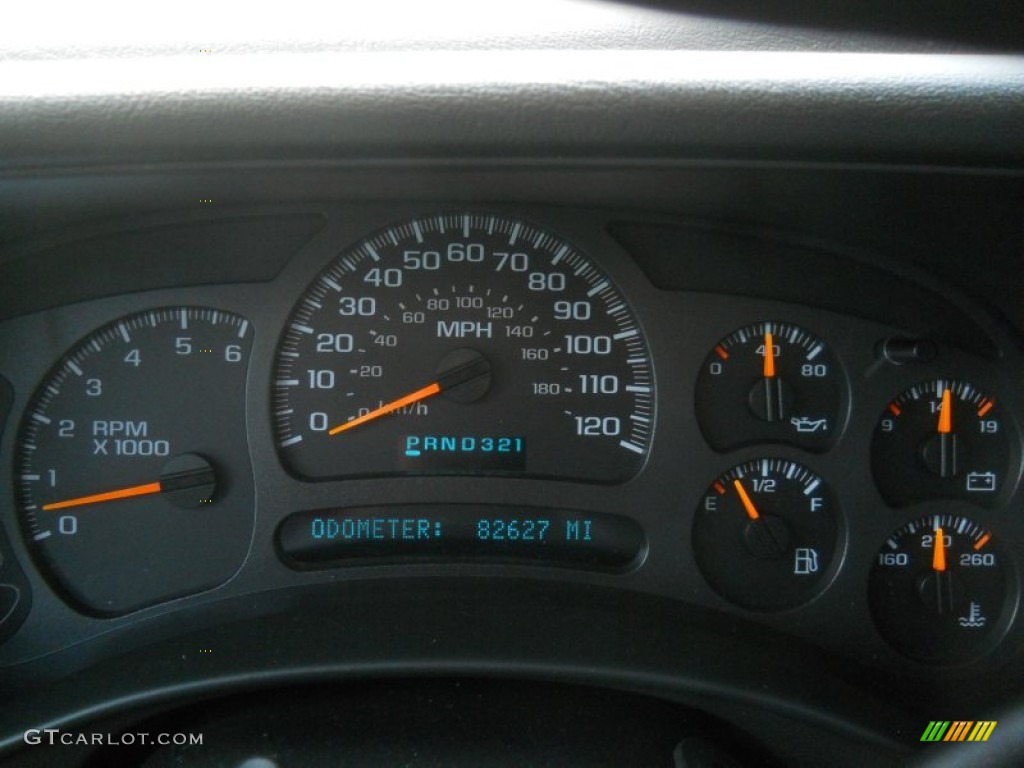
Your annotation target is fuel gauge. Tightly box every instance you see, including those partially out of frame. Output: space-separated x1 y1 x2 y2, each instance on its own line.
693 458 842 611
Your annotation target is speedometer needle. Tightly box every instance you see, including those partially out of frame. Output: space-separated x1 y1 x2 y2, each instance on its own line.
328 349 493 436
43 481 162 511
329 382 442 435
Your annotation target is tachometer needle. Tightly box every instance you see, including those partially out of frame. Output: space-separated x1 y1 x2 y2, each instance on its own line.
763 331 776 378
43 482 162 511
328 382 441 436
41 454 217 511
932 526 947 572
733 479 761 520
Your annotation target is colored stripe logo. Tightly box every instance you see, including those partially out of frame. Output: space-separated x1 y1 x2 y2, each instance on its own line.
921 721 997 742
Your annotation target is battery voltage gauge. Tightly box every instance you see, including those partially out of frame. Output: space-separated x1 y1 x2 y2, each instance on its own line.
872 379 1018 508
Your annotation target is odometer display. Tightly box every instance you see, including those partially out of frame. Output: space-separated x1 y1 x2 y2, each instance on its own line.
272 213 654 483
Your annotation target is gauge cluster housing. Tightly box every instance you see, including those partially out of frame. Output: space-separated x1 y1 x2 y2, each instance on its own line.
0 168 1022 765
2 10 1024 759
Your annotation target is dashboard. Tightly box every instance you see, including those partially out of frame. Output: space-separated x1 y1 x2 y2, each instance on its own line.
2 3 1024 766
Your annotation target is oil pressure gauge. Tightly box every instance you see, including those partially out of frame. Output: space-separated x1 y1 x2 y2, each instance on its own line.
695 322 846 452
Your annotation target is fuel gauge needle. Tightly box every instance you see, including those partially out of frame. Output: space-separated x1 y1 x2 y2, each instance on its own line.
733 479 761 520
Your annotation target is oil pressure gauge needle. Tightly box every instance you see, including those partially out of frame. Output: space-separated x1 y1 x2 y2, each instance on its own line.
757 330 787 422
763 331 776 379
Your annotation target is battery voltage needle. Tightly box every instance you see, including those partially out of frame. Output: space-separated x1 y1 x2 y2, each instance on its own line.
938 388 953 434
329 382 441 435
935 387 957 478
733 479 761 520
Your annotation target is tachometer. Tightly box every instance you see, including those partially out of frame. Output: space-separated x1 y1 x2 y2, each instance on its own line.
15 308 254 616
272 213 654 483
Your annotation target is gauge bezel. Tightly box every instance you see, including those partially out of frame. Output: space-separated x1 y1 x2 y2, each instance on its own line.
268 210 657 485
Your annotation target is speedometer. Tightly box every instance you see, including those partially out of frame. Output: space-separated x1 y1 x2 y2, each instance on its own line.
272 212 654 483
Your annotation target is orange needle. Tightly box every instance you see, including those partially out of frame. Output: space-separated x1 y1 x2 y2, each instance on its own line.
933 526 947 571
329 382 441 436
938 388 953 434
733 479 760 520
763 332 776 378
42 481 162 511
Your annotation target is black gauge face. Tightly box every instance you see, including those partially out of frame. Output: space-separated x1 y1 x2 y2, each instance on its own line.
272 213 655 483
695 322 845 452
15 308 254 616
872 380 1016 508
869 513 1013 663
693 458 842 612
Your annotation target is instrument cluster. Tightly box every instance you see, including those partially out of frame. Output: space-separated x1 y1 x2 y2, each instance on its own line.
0 206 1021 673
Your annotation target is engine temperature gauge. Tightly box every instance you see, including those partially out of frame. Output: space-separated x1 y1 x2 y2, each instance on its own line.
695 322 845 452
872 379 1017 507
869 513 1015 663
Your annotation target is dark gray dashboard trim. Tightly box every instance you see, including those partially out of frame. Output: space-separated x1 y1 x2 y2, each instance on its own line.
1 52 1023 171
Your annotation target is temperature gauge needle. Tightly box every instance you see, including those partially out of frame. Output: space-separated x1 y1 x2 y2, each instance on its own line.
733 479 761 520
932 526 947 571
43 482 162 511
329 382 441 436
